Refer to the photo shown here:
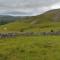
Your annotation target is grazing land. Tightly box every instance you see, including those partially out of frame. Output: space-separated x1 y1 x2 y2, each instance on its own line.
0 36 60 60
0 9 60 60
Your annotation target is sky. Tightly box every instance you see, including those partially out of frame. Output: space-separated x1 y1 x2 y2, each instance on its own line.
0 0 60 16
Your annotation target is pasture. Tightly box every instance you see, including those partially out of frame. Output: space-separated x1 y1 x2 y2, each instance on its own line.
0 36 60 60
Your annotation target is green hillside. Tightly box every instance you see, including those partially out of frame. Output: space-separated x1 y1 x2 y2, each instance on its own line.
0 9 60 32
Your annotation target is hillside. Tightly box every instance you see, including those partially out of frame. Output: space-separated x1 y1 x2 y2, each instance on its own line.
0 15 29 25
0 9 60 32
30 9 60 23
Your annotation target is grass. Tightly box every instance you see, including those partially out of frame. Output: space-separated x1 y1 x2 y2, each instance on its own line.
0 21 60 32
0 36 60 60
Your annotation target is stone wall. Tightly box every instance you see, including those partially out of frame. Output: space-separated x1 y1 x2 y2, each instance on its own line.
0 31 60 38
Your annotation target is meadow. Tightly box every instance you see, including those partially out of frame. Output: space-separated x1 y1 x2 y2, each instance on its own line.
0 36 60 60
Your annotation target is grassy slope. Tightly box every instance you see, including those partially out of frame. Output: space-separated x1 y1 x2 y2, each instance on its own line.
0 20 60 32
0 9 60 32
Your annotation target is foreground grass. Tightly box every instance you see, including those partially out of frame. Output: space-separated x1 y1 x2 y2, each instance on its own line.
0 36 60 60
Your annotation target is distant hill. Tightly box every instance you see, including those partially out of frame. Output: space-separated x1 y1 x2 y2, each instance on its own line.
32 9 60 23
0 15 29 25
1 9 60 25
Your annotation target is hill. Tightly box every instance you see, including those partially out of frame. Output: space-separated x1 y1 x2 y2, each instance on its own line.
0 9 60 25
0 15 29 25
0 9 60 32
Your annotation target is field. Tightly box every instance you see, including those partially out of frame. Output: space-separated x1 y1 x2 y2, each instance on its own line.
0 36 60 60
0 19 60 60
0 9 60 60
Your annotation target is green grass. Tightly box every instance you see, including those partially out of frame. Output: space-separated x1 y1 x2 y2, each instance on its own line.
0 36 60 60
0 21 60 32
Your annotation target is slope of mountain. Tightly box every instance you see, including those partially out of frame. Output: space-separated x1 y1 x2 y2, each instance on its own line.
0 9 60 25
0 9 60 32
30 9 60 23
0 15 28 25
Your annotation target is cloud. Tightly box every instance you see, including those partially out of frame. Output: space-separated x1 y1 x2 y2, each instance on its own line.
0 0 59 16
50 2 60 9
0 0 59 8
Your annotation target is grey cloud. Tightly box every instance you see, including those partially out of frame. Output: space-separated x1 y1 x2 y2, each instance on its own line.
0 0 60 8
0 0 59 16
